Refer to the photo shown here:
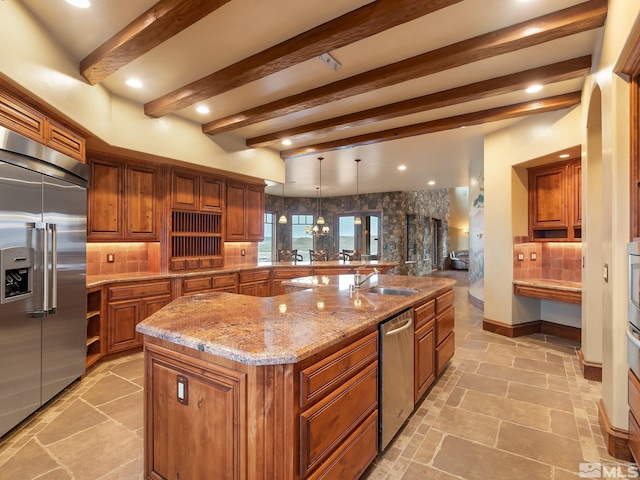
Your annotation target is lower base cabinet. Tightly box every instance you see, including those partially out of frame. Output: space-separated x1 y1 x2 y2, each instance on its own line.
142 328 378 480
106 280 172 355
629 369 640 463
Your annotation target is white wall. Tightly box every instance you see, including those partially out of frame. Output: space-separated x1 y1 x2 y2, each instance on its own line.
0 0 284 183
580 0 640 430
484 107 582 327
448 187 470 251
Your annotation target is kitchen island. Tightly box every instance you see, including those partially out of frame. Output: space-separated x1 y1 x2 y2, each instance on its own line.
137 274 455 480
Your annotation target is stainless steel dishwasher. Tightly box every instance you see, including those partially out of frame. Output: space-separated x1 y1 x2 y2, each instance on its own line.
379 308 414 451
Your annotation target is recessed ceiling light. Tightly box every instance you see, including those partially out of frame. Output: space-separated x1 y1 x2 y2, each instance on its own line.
282 139 292 146
428 180 436 186
66 0 90 7
398 165 407 171
559 153 570 158
525 84 543 93
125 78 143 89
196 106 210 114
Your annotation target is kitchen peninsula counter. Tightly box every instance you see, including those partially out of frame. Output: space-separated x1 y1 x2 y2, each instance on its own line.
136 274 455 480
86 259 398 288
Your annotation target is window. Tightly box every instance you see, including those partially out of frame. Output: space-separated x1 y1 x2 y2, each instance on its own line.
258 212 275 262
335 212 381 259
291 214 314 260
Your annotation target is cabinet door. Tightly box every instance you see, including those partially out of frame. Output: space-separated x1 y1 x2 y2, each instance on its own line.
255 280 271 297
45 119 85 161
107 299 141 353
142 295 172 320
0 91 45 143
225 182 246 240
415 321 435 403
126 163 160 240
238 283 256 296
146 351 245 480
172 170 199 210
200 176 224 212
246 184 264 241
529 164 568 229
88 158 123 239
572 161 582 226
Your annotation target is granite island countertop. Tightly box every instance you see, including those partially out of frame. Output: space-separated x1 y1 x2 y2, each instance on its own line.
136 274 455 366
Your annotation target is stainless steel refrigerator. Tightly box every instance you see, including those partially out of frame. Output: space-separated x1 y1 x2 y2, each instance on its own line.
0 126 89 437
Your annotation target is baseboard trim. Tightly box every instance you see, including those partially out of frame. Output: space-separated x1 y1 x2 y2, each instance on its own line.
577 349 603 382
482 318 581 343
482 318 540 337
597 399 633 462
467 292 484 311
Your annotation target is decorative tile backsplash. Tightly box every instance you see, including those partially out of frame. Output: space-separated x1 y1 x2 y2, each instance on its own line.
513 238 581 283
86 243 153 276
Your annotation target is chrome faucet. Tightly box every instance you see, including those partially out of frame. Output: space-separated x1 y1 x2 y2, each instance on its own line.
354 267 379 289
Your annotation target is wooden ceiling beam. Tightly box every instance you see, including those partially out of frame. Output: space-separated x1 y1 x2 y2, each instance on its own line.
80 0 231 85
204 0 606 135
143 0 463 117
280 92 582 159
247 56 592 148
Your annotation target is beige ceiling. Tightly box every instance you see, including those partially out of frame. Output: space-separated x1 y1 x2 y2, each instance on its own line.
20 0 605 197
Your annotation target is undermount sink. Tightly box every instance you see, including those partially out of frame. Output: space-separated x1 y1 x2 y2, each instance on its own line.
367 286 418 296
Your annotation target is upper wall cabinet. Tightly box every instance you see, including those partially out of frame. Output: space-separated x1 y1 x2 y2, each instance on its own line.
88 155 162 241
225 181 265 242
171 169 224 213
0 91 86 161
528 158 581 242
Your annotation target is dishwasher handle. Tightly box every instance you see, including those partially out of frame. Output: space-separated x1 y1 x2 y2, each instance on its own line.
385 316 413 336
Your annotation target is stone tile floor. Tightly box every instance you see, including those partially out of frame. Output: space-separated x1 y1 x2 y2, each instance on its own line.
0 274 631 479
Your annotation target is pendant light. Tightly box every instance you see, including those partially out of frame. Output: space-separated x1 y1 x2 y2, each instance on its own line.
278 182 287 224
308 157 330 236
354 158 362 225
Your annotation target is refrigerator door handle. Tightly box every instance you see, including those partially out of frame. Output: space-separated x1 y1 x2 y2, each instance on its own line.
49 223 57 314
30 222 48 317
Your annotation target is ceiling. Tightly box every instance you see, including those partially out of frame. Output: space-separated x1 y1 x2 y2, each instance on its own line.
20 0 606 197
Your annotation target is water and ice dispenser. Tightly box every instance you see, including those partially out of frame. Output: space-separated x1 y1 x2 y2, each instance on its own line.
1 247 34 304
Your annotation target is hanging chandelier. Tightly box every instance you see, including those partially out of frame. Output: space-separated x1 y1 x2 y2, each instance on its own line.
278 182 287 224
307 157 330 236
354 158 362 225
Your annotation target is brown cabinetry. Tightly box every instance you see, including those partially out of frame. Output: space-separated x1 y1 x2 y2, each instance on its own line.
0 90 85 161
86 286 103 370
435 289 455 375
171 169 224 212
225 181 265 242
299 330 378 479
272 267 313 295
106 280 172 354
170 168 225 271
238 269 271 297
629 369 640 463
414 299 436 403
145 344 245 480
528 158 581 242
181 272 238 295
88 155 162 241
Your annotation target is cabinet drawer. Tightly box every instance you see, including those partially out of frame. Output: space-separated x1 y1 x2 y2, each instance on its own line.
273 267 312 279
307 410 378 480
182 276 213 294
313 267 352 275
211 273 237 287
436 331 455 375
414 299 435 330
300 331 378 408
300 362 377 478
629 369 640 421
630 410 640 465
239 269 271 283
436 306 454 345
108 280 171 302
436 289 454 315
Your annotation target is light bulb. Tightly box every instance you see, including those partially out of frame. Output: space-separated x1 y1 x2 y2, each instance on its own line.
354 216 362 225
278 214 288 224
317 216 325 225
